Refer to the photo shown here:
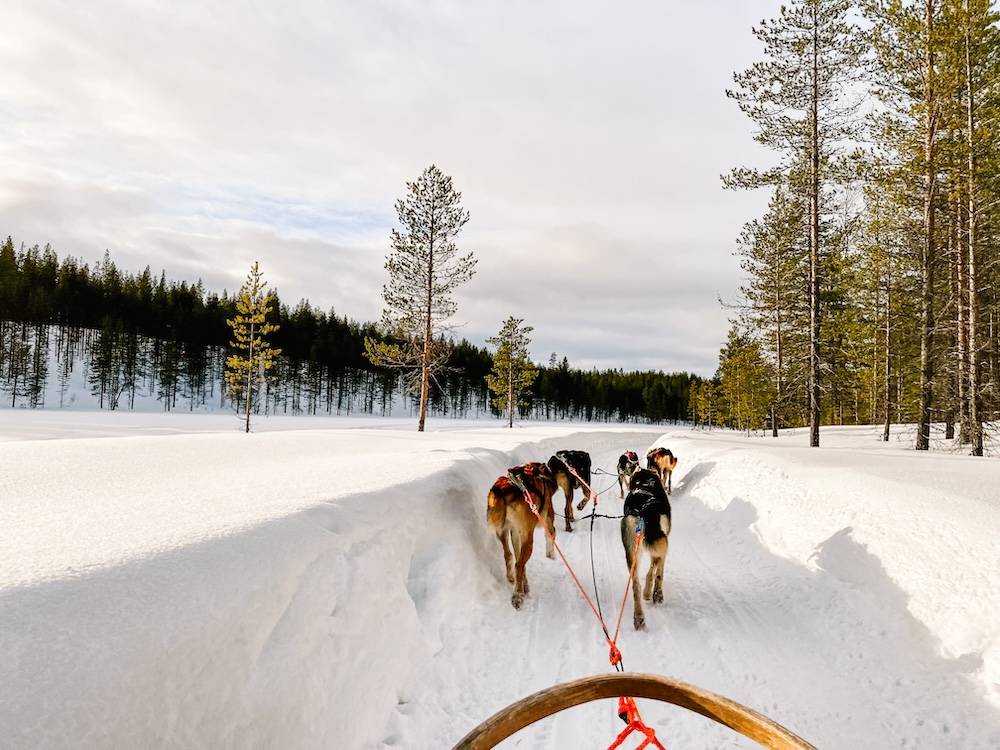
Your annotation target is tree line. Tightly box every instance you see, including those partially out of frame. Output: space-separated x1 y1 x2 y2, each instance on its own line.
711 0 1000 454
0 236 698 423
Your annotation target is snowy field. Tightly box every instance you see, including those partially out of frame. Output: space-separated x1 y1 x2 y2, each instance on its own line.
2 410 1000 749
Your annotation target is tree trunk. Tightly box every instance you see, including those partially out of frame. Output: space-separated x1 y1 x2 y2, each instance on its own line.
507 364 514 428
808 14 821 448
883 266 891 443
915 0 937 451
244 321 254 433
963 2 983 456
418 250 433 433
948 212 962 442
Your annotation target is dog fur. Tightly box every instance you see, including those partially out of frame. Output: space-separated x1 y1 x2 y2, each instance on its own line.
547 450 593 531
646 447 678 495
621 468 672 630
486 461 558 609
617 451 640 498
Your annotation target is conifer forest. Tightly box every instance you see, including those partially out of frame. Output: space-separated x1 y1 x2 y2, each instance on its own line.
710 0 1000 453
0 239 695 423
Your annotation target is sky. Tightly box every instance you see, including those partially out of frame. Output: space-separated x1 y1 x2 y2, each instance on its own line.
0 1 783 377
1 407 999 748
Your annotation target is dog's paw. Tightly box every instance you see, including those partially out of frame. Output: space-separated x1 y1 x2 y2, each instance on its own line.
546 549 555 560
633 615 646 631
506 571 515 584
576 499 588 511
511 592 524 609
652 589 663 604
564 523 574 532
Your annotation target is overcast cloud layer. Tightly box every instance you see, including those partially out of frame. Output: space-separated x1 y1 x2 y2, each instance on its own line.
0 1 780 376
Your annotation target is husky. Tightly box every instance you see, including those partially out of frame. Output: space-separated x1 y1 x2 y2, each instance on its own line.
646 447 678 495
547 450 592 531
621 469 672 630
486 462 558 609
617 451 640 498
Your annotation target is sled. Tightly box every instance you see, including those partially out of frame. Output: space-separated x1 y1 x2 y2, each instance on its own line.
452 672 816 749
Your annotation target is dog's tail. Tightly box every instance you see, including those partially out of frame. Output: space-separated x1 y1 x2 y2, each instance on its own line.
486 488 507 530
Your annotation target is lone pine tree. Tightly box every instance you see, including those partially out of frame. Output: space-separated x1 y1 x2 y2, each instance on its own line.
364 165 476 431
225 262 281 433
486 316 537 428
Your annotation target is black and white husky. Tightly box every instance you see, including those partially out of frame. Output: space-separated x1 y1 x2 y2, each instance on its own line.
621 469 672 630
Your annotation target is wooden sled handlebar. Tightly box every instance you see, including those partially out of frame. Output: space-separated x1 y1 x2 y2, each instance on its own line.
452 672 816 749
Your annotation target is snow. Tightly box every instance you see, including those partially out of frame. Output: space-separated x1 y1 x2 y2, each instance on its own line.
2 410 1000 749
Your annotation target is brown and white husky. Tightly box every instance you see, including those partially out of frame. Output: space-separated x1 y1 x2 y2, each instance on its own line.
486 462 558 609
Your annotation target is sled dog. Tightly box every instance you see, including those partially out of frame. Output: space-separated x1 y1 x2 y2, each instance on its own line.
621 469 672 630
486 462 558 609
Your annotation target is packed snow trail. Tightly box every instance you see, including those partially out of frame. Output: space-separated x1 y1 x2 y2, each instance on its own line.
2 420 999 749
402 429 1000 749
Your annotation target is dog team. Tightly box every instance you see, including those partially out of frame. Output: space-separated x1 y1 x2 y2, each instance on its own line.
486 446 678 629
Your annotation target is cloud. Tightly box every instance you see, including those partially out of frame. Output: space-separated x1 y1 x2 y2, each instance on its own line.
0 0 780 377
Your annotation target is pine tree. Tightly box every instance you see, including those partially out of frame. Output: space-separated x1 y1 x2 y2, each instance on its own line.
689 380 719 430
225 262 281 433
867 0 953 450
718 324 774 434
734 187 812 435
944 0 1000 455
364 165 476 431
486 317 538 428
725 0 863 446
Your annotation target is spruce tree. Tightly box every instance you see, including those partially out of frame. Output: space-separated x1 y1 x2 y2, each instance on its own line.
225 262 281 433
486 317 538 428
364 165 476 431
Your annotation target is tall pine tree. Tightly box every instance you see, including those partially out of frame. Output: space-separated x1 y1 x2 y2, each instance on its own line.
364 165 476 431
725 0 863 446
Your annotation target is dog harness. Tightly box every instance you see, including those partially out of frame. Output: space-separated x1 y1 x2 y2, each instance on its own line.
624 488 661 517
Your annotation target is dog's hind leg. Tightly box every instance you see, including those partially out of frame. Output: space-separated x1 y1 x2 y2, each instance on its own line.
651 552 666 604
575 484 593 512
497 529 515 584
621 517 645 630
559 476 575 532
543 500 556 560
644 543 666 603
648 530 669 604
511 527 534 610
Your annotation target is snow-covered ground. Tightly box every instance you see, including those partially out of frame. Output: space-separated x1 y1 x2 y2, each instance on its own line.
2 410 999 749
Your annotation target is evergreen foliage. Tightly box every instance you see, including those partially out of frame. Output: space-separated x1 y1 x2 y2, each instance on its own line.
0 238 696 423
725 0 864 446
225 262 282 433
364 165 476 432
719 0 1000 453
485 317 537 428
